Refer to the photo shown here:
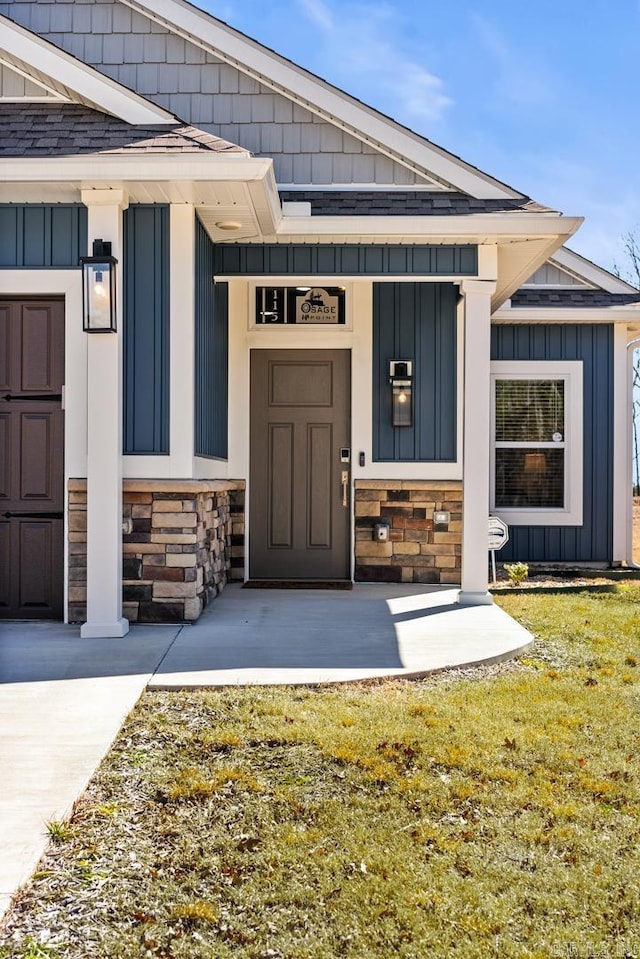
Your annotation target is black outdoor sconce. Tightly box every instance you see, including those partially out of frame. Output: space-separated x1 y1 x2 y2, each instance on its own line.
80 239 118 332
389 360 413 427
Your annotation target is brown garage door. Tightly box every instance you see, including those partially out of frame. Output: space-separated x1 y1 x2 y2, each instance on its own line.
0 299 64 619
250 349 351 581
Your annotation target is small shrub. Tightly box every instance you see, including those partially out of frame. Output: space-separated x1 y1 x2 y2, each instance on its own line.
45 821 72 844
503 561 529 586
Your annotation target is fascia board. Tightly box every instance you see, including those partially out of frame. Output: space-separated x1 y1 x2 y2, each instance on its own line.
493 306 640 323
276 214 584 240
121 0 523 200
0 155 272 182
0 14 176 125
552 246 639 294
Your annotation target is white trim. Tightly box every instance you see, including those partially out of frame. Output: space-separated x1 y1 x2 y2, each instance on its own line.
276 183 446 192
493 307 640 323
490 360 583 526
459 279 496 605
0 269 85 625
613 325 630 562
119 0 526 200
0 14 176 125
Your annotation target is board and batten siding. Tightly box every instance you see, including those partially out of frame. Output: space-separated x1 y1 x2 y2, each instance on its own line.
1 0 428 186
212 245 477 277
0 204 87 268
373 283 457 462
123 204 170 455
195 220 228 459
491 324 613 564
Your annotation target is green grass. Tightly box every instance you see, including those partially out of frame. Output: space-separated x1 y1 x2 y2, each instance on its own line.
1 586 639 959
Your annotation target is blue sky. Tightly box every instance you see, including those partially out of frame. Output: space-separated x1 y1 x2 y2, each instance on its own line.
202 0 639 277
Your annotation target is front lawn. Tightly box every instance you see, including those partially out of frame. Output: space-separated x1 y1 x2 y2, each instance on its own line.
1 586 639 959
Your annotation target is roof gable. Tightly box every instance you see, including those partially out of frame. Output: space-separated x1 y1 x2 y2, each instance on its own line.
2 0 530 199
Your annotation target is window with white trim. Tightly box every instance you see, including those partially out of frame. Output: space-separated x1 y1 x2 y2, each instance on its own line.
490 361 583 526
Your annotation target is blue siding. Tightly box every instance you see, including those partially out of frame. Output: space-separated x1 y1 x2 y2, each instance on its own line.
491 324 613 563
123 204 170 455
195 219 228 459
0 204 87 267
212 244 477 276
373 283 457 462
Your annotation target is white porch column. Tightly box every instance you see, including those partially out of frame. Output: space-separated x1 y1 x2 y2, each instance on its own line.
80 189 130 639
612 324 630 564
458 279 496 606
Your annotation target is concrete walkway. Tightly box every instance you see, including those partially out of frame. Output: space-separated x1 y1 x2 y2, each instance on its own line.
0 584 533 922
0 622 180 921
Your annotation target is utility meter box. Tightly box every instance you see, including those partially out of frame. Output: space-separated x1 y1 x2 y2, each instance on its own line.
374 521 390 542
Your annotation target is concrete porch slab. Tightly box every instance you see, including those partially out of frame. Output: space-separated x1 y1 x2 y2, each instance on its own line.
150 583 534 688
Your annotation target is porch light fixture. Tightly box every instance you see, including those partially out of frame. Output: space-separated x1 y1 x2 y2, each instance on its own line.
215 220 242 231
389 360 413 428
80 239 117 333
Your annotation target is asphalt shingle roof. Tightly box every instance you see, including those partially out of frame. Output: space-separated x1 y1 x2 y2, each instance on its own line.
0 102 247 156
279 190 555 215
511 289 640 308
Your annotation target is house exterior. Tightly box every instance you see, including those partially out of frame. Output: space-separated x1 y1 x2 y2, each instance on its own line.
1 0 638 636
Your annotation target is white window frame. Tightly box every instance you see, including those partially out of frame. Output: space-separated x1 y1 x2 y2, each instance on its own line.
490 360 583 526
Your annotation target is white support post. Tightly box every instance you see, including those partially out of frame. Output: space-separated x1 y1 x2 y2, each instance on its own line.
612 324 630 564
458 279 496 606
80 189 130 638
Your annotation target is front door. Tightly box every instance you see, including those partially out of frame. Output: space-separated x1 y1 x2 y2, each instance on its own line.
250 349 351 580
0 299 65 619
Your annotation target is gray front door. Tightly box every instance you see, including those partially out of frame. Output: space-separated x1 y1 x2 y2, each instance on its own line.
250 349 351 580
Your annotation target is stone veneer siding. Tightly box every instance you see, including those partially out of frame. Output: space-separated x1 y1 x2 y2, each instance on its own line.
68 479 245 624
354 481 462 584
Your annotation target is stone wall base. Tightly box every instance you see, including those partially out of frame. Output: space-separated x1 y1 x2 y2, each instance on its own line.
68 479 245 624
354 480 462 585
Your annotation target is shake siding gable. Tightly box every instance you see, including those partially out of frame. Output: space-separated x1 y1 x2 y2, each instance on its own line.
0 0 428 185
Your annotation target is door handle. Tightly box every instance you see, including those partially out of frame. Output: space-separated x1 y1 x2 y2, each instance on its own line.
341 470 349 508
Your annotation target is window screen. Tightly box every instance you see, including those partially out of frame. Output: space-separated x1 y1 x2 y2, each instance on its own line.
494 379 566 510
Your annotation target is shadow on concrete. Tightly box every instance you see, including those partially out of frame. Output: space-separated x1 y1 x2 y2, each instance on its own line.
153 584 418 675
0 622 181 684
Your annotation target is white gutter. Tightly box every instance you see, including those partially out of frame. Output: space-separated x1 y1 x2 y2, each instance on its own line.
0 154 271 182
276 214 584 240
493 307 640 324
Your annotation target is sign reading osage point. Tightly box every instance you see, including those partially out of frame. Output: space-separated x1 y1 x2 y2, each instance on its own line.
295 287 342 323
256 286 345 325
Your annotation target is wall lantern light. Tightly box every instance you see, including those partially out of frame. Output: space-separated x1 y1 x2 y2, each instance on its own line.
80 239 117 333
389 360 413 427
